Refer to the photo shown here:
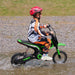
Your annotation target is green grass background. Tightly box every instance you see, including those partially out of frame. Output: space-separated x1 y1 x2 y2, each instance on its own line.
0 0 75 16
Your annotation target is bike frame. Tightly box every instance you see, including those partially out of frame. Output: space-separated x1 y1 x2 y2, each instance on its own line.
17 24 66 61
47 24 66 56
17 39 66 61
50 41 66 55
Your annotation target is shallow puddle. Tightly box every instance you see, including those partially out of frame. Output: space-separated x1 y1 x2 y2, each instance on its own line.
0 51 75 75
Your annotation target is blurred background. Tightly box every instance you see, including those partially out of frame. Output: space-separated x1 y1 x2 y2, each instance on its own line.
0 0 75 75
0 0 75 16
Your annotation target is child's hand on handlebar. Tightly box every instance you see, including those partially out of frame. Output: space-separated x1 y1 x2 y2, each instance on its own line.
46 31 54 36
50 31 54 34
43 24 48 28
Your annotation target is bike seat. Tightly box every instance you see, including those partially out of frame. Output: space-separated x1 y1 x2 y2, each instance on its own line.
17 39 33 44
17 39 43 51
17 39 43 47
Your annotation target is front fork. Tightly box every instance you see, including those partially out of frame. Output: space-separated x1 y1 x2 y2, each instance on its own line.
56 49 60 55
55 45 60 55
56 46 61 59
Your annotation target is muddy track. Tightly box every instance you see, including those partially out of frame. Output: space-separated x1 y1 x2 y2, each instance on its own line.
0 16 75 52
0 16 75 75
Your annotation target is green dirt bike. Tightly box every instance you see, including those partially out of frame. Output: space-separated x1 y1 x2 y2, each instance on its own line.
11 24 67 65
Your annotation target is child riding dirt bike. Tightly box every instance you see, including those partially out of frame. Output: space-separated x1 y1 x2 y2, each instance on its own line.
28 6 53 61
11 6 67 65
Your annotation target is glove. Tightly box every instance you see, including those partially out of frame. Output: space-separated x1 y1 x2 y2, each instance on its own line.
47 24 51 28
45 32 51 36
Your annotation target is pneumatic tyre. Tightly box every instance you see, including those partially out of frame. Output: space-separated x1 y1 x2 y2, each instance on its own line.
11 53 24 65
53 51 67 64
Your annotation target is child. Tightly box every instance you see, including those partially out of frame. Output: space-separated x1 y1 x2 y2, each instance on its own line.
28 6 53 60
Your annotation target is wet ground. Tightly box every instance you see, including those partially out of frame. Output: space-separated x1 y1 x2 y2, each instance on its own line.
0 50 75 75
0 16 75 75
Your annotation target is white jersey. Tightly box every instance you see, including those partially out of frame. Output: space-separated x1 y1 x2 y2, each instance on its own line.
28 19 44 43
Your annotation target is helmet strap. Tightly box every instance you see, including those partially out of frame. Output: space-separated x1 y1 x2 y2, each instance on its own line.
33 12 41 21
33 15 40 22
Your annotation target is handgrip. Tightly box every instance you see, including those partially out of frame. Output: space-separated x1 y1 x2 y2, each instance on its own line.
47 24 51 28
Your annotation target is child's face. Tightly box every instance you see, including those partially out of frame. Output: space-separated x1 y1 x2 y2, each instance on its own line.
36 12 42 19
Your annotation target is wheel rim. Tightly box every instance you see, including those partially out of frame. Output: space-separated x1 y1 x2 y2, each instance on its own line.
54 52 66 63
12 54 24 65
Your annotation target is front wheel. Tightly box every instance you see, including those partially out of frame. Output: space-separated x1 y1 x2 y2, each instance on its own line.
53 51 67 64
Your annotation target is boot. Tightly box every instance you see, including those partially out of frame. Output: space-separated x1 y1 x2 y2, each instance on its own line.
41 54 52 61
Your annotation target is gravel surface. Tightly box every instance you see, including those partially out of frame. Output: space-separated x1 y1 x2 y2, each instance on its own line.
0 16 75 53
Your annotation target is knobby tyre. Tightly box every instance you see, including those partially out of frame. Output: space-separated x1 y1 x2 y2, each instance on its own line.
11 53 24 65
53 51 67 63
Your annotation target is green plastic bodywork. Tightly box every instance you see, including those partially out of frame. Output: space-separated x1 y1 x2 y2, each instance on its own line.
18 39 66 60
49 43 66 49
17 39 41 52
18 40 22 43
23 57 31 61
17 39 66 51
37 54 42 59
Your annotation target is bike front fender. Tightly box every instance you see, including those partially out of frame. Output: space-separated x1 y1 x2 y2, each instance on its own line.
58 43 66 46
49 43 66 49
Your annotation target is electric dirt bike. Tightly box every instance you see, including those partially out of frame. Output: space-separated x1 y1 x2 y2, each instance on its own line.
11 24 67 65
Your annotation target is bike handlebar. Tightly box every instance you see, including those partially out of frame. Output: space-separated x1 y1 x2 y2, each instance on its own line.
47 24 56 36
47 24 58 48
47 24 51 28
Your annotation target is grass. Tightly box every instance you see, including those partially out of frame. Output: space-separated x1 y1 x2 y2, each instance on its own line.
0 0 75 16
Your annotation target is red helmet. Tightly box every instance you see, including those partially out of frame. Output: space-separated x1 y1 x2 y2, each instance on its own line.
30 6 42 16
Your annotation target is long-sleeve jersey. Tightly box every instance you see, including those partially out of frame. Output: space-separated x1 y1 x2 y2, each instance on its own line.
28 19 45 42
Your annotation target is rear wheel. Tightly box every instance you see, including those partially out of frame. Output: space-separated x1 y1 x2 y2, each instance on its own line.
11 53 24 65
53 51 67 64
